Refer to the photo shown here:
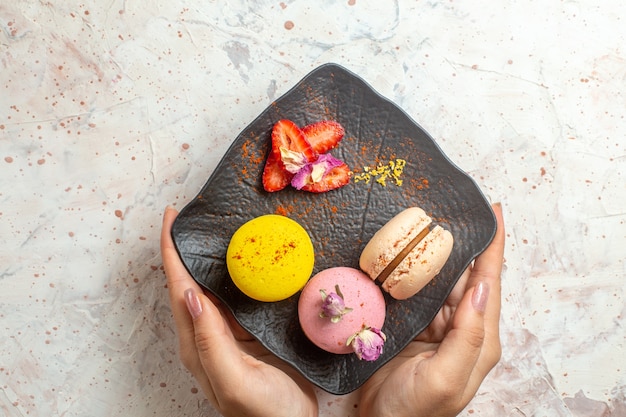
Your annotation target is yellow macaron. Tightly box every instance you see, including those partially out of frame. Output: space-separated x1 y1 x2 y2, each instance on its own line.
226 214 314 302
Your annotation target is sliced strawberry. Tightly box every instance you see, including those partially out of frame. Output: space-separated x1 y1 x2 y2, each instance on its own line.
301 162 351 193
262 151 292 192
271 119 318 162
302 120 345 154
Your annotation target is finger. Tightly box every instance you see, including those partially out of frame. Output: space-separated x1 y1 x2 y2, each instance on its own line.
467 204 505 346
425 280 489 395
161 207 202 335
160 207 206 370
467 203 505 377
186 288 260 407
161 206 204 293
445 202 504 308
468 203 505 318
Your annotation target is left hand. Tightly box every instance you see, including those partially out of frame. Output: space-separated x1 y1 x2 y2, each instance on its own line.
161 207 318 417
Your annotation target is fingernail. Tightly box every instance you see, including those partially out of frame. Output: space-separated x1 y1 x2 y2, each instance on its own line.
184 288 203 319
472 282 490 312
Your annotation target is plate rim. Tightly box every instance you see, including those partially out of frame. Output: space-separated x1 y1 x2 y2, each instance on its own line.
171 62 497 394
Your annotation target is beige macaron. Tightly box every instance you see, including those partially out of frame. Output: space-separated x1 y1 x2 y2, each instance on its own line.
359 207 454 300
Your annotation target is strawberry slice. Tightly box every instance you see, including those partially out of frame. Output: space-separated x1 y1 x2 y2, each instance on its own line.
262 151 292 192
300 162 351 193
272 119 318 163
302 120 345 154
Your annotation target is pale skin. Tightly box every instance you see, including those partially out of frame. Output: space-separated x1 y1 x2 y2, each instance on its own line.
161 203 505 417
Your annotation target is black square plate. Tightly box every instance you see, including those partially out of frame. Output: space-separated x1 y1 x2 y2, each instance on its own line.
171 63 496 395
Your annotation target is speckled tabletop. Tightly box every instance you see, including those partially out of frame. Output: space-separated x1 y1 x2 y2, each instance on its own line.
1 1 624 416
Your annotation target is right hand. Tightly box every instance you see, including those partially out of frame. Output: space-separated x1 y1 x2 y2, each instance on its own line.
359 203 505 417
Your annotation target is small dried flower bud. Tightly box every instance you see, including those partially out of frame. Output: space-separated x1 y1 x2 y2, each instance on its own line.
319 285 353 323
347 326 386 361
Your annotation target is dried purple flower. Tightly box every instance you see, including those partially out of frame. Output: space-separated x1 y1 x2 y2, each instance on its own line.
291 153 345 190
319 285 353 323
347 327 387 361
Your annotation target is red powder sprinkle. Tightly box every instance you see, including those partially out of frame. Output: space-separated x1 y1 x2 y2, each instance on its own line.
284 20 294 30
182 143 190 150
5 156 13 163
241 140 250 158
275 204 295 216
115 209 124 219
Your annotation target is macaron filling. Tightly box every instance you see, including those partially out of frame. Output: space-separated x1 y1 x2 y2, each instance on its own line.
374 225 430 284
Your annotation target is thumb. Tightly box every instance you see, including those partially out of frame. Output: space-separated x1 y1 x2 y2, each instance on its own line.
184 288 248 392
428 282 489 386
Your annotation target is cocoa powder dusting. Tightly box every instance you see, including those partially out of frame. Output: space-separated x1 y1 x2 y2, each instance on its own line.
275 204 295 216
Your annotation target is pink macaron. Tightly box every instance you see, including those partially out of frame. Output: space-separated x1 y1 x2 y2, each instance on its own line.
298 267 386 354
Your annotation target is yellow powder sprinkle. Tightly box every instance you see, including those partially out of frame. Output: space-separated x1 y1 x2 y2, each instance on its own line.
354 158 406 187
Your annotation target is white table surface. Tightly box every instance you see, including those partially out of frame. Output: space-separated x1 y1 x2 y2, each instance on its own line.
1 1 624 416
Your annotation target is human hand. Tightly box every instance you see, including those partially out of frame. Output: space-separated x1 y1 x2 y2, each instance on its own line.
160 207 318 417
358 203 505 417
